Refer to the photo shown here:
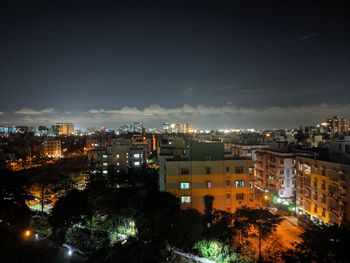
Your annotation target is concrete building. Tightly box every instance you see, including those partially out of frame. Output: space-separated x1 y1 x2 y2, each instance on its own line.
88 141 146 175
255 149 296 200
41 139 61 158
326 116 350 134
230 143 270 161
56 122 74 136
160 142 255 213
179 122 190 133
296 155 350 225
133 122 144 133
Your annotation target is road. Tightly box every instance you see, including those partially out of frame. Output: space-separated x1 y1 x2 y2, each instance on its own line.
275 216 303 249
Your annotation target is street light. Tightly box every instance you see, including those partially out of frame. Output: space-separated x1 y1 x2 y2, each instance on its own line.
24 230 31 238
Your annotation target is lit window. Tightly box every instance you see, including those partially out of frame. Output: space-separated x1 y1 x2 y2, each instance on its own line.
235 180 245 187
116 154 120 159
180 182 190 189
117 162 120 166
134 153 140 158
207 181 212 188
134 161 140 166
103 170 108 174
102 155 108 159
181 196 191 203
103 162 108 166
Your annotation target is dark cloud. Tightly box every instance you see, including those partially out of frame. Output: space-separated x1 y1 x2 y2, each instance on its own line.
1 0 350 128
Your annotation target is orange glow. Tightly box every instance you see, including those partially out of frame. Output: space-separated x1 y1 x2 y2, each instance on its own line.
25 230 31 237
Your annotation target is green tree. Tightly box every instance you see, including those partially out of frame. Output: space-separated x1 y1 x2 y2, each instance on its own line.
194 239 243 263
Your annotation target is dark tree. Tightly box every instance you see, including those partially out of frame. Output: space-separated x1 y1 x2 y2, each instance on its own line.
206 210 234 242
0 170 31 228
283 224 350 263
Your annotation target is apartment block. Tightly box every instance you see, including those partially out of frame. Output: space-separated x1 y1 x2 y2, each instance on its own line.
296 155 350 225
56 122 74 136
255 149 296 200
160 142 255 213
88 143 145 175
326 116 350 134
41 139 61 158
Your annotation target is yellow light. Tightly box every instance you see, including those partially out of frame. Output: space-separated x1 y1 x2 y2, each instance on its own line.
25 230 31 237
264 195 268 200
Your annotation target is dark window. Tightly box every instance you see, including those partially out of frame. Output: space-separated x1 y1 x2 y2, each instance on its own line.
345 145 350 154
235 166 244 174
236 193 245 201
206 167 211 174
180 168 189 175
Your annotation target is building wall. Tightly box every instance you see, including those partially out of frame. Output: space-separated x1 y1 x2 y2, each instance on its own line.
42 139 61 158
164 159 255 213
255 150 296 199
56 122 74 136
296 156 350 225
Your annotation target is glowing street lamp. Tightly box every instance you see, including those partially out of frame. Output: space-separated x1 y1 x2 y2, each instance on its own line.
24 230 31 238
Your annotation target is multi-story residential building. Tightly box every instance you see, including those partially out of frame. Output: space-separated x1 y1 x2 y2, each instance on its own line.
160 142 255 213
255 149 296 200
85 138 100 151
326 116 350 134
41 139 61 158
179 122 190 133
133 122 144 133
56 122 74 136
296 155 350 225
88 142 146 175
230 143 270 160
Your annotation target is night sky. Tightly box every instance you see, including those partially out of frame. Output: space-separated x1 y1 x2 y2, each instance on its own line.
1 0 350 129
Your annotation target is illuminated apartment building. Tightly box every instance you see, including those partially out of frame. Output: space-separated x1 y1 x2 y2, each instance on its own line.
88 142 146 175
326 116 350 134
56 122 74 136
255 149 296 200
160 142 255 213
296 155 350 225
41 139 61 158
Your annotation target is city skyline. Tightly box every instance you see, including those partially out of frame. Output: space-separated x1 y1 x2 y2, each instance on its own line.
1 1 350 128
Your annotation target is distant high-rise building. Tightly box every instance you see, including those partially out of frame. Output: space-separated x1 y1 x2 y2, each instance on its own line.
163 122 170 133
119 124 133 134
133 122 144 133
56 122 74 136
326 116 350 134
179 122 189 133
169 123 179 133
